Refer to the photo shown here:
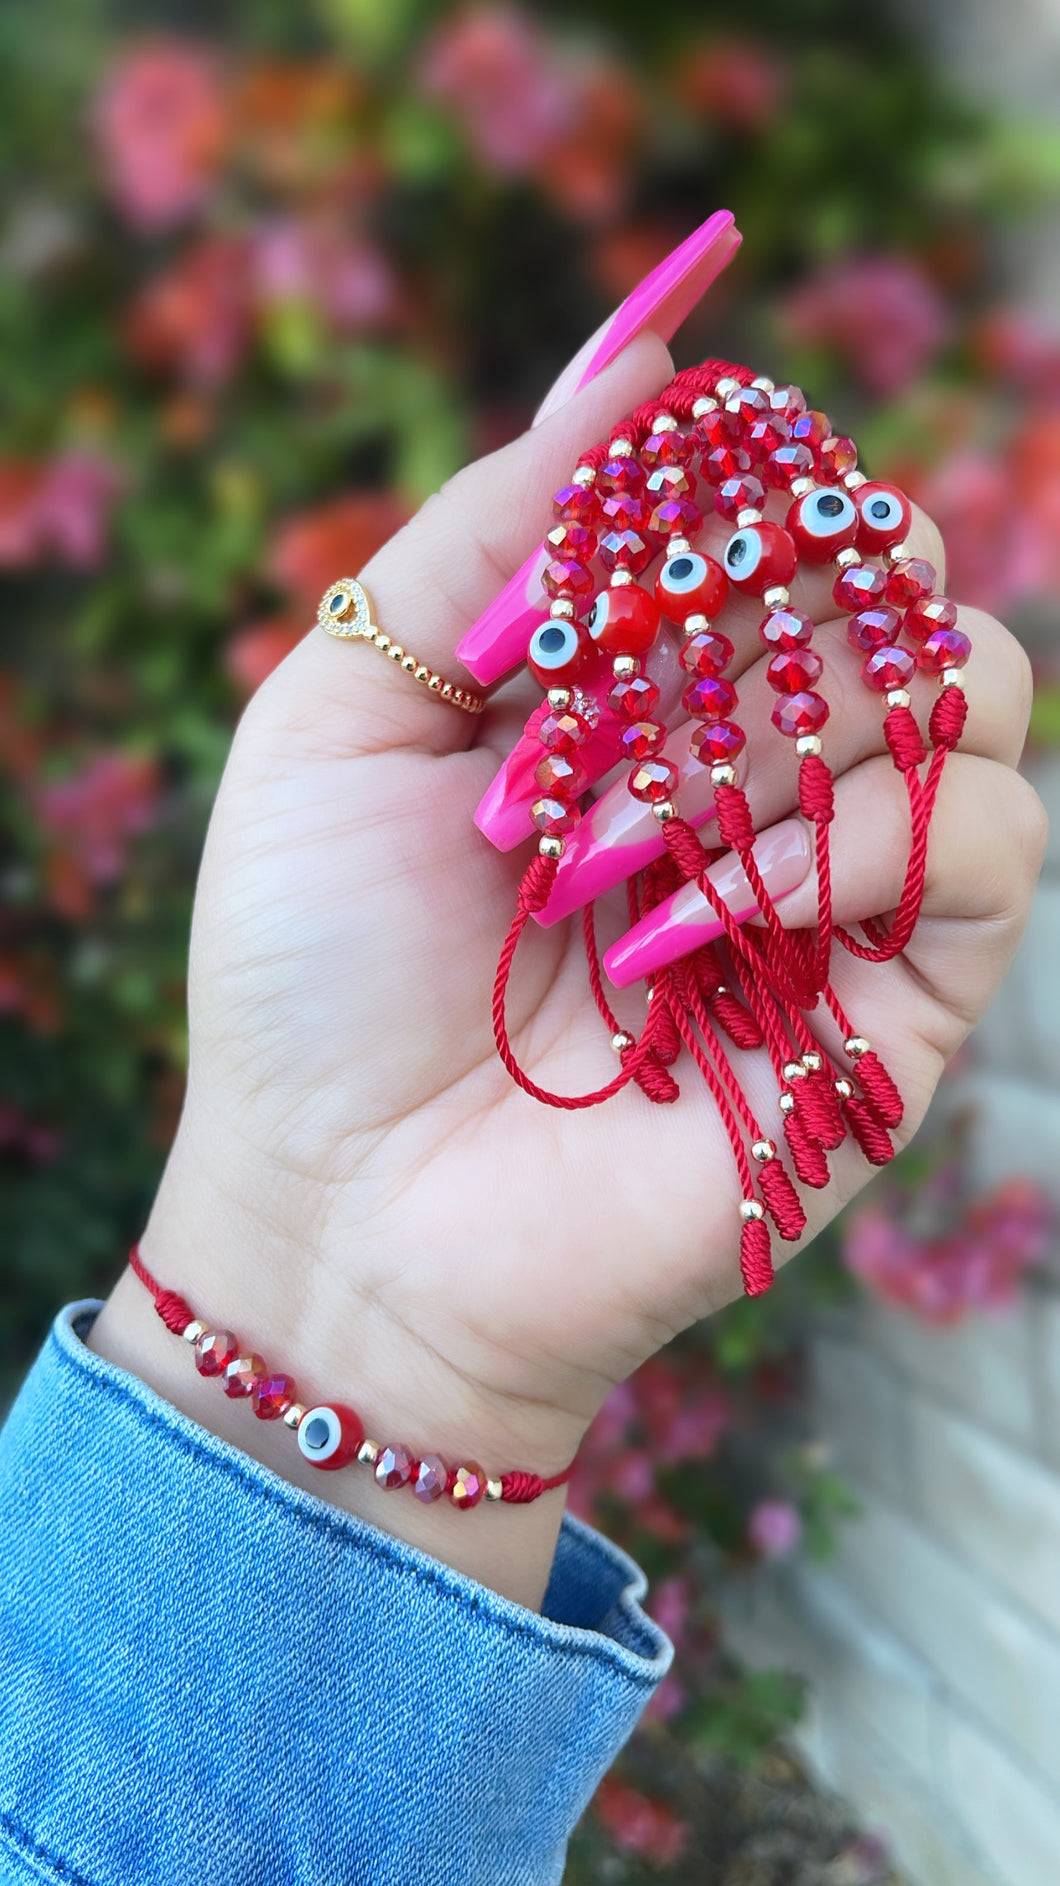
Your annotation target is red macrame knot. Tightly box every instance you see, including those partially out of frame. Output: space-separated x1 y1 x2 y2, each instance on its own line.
843 1095 894 1167
929 685 968 750
740 1214 775 1297
714 783 756 853
517 851 560 916
624 1041 680 1104
758 1157 807 1241
662 817 709 882
154 1288 196 1335
799 1068 847 1151
798 755 835 823
499 1470 547 1502
783 1105 831 1188
711 990 765 1051
649 994 683 1068
884 704 927 773
855 1050 904 1130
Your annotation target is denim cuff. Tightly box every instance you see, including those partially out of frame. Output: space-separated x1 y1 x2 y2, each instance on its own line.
0 1301 671 1886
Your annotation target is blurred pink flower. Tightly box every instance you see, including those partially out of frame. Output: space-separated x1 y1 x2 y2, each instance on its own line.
843 1179 1050 1323
679 36 787 131
34 753 160 885
94 40 227 230
251 219 397 332
0 453 120 570
648 1573 692 1646
125 236 251 386
225 616 303 696
420 8 574 174
644 1670 687 1722
594 1777 691 1863
749 1498 802 1558
784 255 950 396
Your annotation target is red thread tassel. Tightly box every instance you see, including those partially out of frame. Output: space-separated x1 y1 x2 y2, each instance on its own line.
801 1068 847 1150
758 1158 807 1241
855 1051 904 1130
740 1214 775 1296
844 1096 894 1166
783 1107 831 1188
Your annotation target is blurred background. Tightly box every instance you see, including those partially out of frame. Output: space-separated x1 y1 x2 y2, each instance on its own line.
0 2 1057 1881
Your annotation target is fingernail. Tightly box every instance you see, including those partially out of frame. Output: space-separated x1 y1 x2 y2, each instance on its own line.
456 209 740 687
602 821 812 989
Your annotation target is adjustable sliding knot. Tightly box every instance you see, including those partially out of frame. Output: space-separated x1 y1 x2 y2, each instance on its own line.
929 685 967 750
797 754 835 823
713 782 756 853
756 1152 807 1240
154 1288 196 1335
500 1467 573 1503
518 851 560 915
842 1095 894 1166
852 1049 904 1130
884 704 927 773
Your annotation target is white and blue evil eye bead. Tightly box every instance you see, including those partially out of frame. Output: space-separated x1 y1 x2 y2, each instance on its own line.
527 617 594 688
654 550 729 622
853 481 912 552
296 1402 365 1472
720 521 797 595
787 487 860 560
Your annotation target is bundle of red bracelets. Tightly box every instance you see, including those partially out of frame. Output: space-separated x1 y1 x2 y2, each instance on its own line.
492 358 968 1299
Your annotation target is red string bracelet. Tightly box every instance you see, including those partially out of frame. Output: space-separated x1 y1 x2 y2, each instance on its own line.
128 1245 575 1511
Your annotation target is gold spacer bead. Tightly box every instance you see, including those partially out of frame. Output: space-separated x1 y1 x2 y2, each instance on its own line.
779 1091 796 1115
485 1477 504 1502
715 376 741 399
692 396 718 417
737 507 763 527
539 835 565 861
386 643 405 662
835 1078 853 1101
885 540 910 566
751 1139 776 1163
611 1030 634 1053
652 412 679 431
427 674 443 693
886 688 911 709
612 655 640 680
182 1320 207 1344
750 375 776 393
651 799 678 823
373 632 391 652
710 763 737 788
715 984 728 996
845 1035 870 1059
610 569 633 587
834 546 862 572
357 1439 380 1466
414 663 431 684
802 1050 823 1072
439 682 454 700
610 437 634 457
940 668 966 690
795 734 823 758
740 1199 765 1222
400 653 418 674
282 1402 306 1430
790 476 816 499
667 536 693 556
547 686 573 708
549 598 575 619
783 1060 806 1082
572 465 596 487
763 585 790 610
844 470 868 490
682 612 709 634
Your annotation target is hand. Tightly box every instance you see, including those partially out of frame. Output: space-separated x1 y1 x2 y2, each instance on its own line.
87 331 1045 1608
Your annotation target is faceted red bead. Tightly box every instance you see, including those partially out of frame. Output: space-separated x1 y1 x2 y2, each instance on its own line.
224 1353 267 1398
726 386 769 422
722 521 798 594
598 528 653 574
703 443 752 484
646 463 695 503
195 1329 238 1377
691 719 746 764
833 562 887 613
542 558 594 603
767 648 823 693
596 455 646 495
375 1443 413 1491
679 628 735 677
714 473 765 521
628 757 680 803
759 606 814 651
600 491 648 534
771 691 830 737
534 751 587 797
791 409 831 449
641 427 695 468
905 595 958 643
252 1373 296 1420
539 707 590 752
745 415 791 462
587 583 661 656
855 482 912 553
818 435 858 481
764 442 815 489
648 496 703 541
768 384 807 423
546 521 597 564
413 1453 449 1504
619 719 665 761
607 672 660 720
847 605 901 654
553 482 599 527
862 644 916 691
917 626 971 673
694 406 741 452
683 674 737 720
449 1462 488 1511
786 487 859 560
885 557 936 608
655 551 728 622
531 795 581 835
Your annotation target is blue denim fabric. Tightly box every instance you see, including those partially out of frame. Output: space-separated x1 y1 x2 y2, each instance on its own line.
0 1301 671 1886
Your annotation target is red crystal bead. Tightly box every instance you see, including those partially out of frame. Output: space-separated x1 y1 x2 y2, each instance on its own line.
641 427 695 468
791 409 831 449
905 595 958 643
449 1462 488 1511
542 558 594 603
600 490 648 533
648 497 703 540
764 442 815 489
691 719 746 764
726 386 769 422
703 443 752 484
531 796 581 836
862 644 916 691
855 482 912 553
534 751 587 797
596 455 646 495
546 521 597 564
771 691 830 737
195 1329 238 1377
885 557 936 608
787 487 859 561
607 672 660 720
917 626 971 673
646 464 695 504
655 551 728 622
768 384 807 423
553 483 599 527
619 719 665 761
297 1403 364 1471
745 415 791 462
252 1373 296 1420
760 606 814 651
694 406 741 451
540 708 590 752
722 521 797 594
818 435 858 481
767 648 823 693
833 563 887 614
598 528 653 574
224 1353 267 1398
847 605 901 654
587 583 661 656
679 628 735 677
628 757 679 803
413 1453 449 1504
715 473 765 521
375 1443 413 1491
682 674 737 720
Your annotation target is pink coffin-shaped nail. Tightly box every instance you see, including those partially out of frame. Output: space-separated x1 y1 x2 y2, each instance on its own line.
603 820 812 989
456 209 741 689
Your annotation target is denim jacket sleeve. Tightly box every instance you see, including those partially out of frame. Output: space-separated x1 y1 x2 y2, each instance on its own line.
0 1301 672 1886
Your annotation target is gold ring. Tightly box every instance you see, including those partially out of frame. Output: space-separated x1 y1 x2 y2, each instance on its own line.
317 578 487 716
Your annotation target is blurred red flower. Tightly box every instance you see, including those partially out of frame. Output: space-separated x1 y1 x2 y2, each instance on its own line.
421 8 574 175
233 60 364 194
0 453 121 570
678 36 787 131
783 255 950 397
843 1178 1050 1322
33 753 161 917
225 616 304 695
126 236 251 387
536 59 640 223
270 492 410 611
594 1777 691 1863
94 40 228 231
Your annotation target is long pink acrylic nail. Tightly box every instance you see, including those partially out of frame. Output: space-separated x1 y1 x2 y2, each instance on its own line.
603 820 812 989
456 209 741 689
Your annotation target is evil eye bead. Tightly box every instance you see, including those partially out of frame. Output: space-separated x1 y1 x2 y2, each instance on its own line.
854 481 913 553
527 617 596 689
786 487 859 561
722 522 797 596
586 583 661 657
654 550 729 623
297 1403 365 1472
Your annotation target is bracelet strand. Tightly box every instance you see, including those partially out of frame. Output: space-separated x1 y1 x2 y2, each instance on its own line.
129 1245 575 1511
